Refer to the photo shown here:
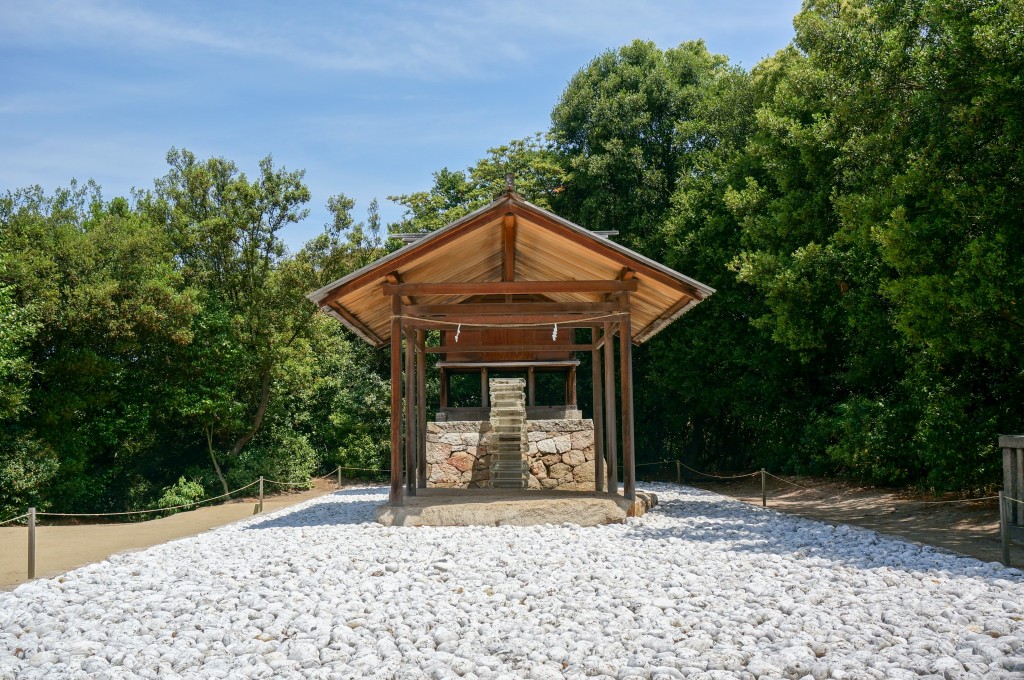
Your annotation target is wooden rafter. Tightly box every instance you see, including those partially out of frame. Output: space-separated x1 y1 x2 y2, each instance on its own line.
503 213 516 282
508 204 707 299
328 302 385 347
383 280 638 297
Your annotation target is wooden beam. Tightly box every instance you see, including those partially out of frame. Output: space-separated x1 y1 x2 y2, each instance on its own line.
404 328 416 496
503 213 516 282
425 344 594 354
603 321 618 496
314 198 513 303
327 303 385 347
527 367 535 407
385 271 413 306
633 296 698 344
508 204 708 299
620 301 636 501
592 327 605 492
389 296 403 505
566 366 577 406
416 330 427 489
405 301 618 316
618 267 636 281
383 280 638 297
402 314 624 327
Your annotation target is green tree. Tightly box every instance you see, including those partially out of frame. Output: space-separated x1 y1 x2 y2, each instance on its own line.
550 40 729 255
388 134 565 234
140 149 317 492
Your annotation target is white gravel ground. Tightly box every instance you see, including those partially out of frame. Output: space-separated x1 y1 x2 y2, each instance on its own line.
2 484 1023 680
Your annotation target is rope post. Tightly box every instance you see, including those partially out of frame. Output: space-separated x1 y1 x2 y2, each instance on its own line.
27 507 36 580
1000 491 1011 567
676 460 681 485
761 469 767 508
258 476 264 514
337 466 342 488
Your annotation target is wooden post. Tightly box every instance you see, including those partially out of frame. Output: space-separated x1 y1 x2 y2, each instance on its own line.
337 466 342 488
676 460 681 485
389 296 403 505
1001 436 1023 525
416 329 427 489
566 366 577 406
439 367 448 410
619 310 636 502
603 321 618 495
259 476 264 513
592 327 605 492
27 507 35 580
1000 491 1011 566
481 367 489 409
527 366 535 407
405 329 416 496
761 469 767 508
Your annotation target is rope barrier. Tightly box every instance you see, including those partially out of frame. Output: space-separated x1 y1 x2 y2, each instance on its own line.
396 312 624 329
911 495 1000 505
261 478 310 487
763 472 826 494
34 480 261 519
679 461 761 480
313 466 342 481
0 513 29 527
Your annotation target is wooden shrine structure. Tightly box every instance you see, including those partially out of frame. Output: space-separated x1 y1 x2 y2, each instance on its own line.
307 186 714 506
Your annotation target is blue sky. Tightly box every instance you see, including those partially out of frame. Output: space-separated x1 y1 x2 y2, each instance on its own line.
0 0 801 250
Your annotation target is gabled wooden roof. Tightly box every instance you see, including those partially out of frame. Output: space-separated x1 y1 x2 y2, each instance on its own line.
307 192 714 346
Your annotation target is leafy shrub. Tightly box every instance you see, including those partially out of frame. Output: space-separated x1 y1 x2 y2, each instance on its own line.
156 476 206 515
225 425 317 491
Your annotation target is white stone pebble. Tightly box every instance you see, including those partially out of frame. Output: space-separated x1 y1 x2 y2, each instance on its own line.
1 483 1024 679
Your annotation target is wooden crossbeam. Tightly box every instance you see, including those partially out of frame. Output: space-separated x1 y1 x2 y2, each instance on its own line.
382 280 638 296
404 301 618 316
401 314 623 327
424 344 594 354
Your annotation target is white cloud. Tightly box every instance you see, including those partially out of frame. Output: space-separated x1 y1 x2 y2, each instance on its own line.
0 0 798 79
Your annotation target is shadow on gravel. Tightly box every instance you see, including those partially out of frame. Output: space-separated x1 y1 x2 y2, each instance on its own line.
244 486 386 530
628 493 1024 583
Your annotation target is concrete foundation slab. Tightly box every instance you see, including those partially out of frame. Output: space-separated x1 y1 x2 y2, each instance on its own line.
376 488 657 527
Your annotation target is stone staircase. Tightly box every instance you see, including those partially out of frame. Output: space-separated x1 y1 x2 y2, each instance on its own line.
488 378 530 488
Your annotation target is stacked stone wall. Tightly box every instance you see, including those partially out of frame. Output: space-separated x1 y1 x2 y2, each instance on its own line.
426 419 600 490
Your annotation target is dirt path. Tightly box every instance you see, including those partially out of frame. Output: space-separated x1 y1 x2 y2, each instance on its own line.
0 480 338 590
689 475 1024 566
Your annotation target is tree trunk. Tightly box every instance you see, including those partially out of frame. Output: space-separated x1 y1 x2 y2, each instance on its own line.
229 366 272 457
206 425 229 495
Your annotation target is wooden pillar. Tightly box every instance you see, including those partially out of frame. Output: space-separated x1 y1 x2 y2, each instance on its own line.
481 367 489 409
439 367 448 410
603 321 618 495
619 306 636 501
1002 435 1024 525
404 329 415 496
566 366 577 406
416 329 427 488
527 366 536 407
592 327 605 492
389 296 403 505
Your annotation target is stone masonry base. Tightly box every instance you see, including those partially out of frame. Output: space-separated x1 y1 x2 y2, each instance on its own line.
426 419 602 491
